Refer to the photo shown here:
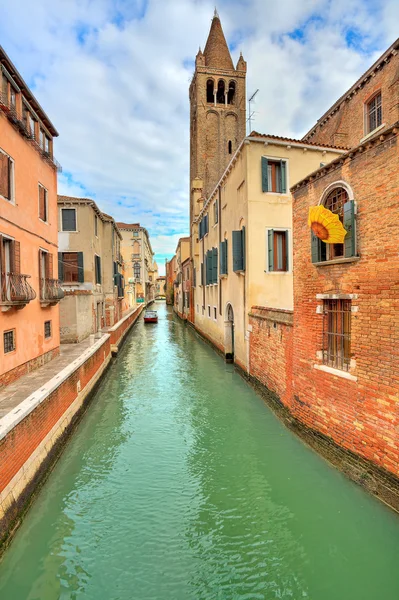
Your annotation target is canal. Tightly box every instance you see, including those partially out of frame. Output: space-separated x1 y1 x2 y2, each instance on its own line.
1 303 399 599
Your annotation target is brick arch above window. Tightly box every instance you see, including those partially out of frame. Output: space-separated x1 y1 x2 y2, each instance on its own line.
318 180 354 206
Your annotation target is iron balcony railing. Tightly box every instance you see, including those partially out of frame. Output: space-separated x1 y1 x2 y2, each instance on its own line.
0 272 36 306
0 92 62 173
40 278 65 303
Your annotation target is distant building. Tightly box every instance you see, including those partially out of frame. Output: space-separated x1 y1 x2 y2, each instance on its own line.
165 256 176 305
0 46 62 387
58 196 124 342
174 237 190 319
117 223 154 305
156 276 166 297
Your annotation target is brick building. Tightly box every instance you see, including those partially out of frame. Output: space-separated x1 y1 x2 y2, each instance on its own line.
165 256 176 305
0 46 63 387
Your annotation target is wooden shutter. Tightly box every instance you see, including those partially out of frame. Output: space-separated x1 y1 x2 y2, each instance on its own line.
232 230 243 272
205 214 209 235
280 160 287 194
46 252 53 278
311 232 321 264
212 247 218 283
0 153 10 200
261 157 269 192
9 240 20 274
224 240 228 274
268 230 274 271
219 241 226 275
77 252 84 283
98 256 102 284
58 253 64 282
39 186 46 220
285 230 289 271
343 200 356 258
241 226 246 271
199 220 202 240
200 262 203 286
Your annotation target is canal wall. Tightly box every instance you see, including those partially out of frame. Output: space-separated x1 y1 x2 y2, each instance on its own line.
0 305 144 551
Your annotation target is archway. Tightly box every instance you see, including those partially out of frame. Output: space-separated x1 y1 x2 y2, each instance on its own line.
224 303 234 362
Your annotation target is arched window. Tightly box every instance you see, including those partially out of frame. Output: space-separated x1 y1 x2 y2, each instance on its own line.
323 187 349 260
134 262 141 279
366 91 382 134
228 140 232 154
206 79 214 103
216 79 225 104
227 81 235 104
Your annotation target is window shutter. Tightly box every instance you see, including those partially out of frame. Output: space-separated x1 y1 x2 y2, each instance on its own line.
77 252 84 282
200 262 203 286
232 230 243 272
212 247 218 283
241 226 246 271
10 240 20 274
193 267 196 288
261 157 269 192
285 230 289 271
311 232 321 264
207 250 211 284
280 160 287 194
268 229 274 271
205 214 209 235
343 200 356 258
58 253 64 282
0 153 10 200
224 240 228 274
46 253 53 278
199 220 202 240
219 241 226 275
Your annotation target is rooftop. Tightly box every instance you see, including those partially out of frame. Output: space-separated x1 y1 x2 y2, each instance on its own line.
249 131 349 151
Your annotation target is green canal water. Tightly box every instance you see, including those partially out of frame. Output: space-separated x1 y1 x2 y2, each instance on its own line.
1 303 399 599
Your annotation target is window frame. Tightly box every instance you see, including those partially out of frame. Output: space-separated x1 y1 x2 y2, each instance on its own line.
60 207 77 232
261 156 288 195
3 328 16 354
63 251 80 283
322 299 352 372
38 183 48 223
0 147 15 204
94 254 102 285
44 320 52 339
266 228 290 273
365 91 382 135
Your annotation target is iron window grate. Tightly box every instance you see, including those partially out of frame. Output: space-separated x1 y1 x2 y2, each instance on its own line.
44 320 52 339
322 299 351 372
4 329 15 353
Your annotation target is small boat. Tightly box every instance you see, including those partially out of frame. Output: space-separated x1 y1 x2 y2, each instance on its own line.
144 310 158 323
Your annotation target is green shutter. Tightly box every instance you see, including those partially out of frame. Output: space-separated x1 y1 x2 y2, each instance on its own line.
268 230 274 271
261 157 269 192
343 200 356 258
280 160 287 194
311 232 321 264
285 230 289 271
232 230 243 272
58 252 64 282
205 214 209 235
199 220 202 240
212 247 218 283
220 241 228 275
77 252 84 283
241 226 246 271
98 256 102 284
224 239 228 274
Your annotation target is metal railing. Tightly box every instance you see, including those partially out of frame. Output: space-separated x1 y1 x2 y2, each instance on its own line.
40 278 65 302
0 92 62 172
0 272 36 305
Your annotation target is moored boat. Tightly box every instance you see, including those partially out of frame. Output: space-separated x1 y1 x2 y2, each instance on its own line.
144 310 158 323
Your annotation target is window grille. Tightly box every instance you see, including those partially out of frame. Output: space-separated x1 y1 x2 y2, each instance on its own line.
368 93 382 133
4 329 15 353
44 320 51 338
322 299 351 371
324 187 349 260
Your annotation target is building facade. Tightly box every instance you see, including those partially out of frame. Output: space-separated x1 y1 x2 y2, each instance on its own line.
58 196 124 342
174 238 190 318
117 222 154 305
0 46 63 387
165 256 177 305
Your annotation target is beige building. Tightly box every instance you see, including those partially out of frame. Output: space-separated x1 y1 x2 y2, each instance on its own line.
192 135 345 370
58 196 124 342
117 223 155 305
174 237 190 318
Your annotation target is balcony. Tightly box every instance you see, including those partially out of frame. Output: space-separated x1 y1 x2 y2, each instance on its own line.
0 273 36 311
40 278 65 307
0 93 62 173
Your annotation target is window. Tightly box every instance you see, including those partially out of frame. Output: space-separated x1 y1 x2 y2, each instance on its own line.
205 247 218 284
219 239 228 275
44 135 51 155
227 81 235 104
213 306 217 320
199 214 209 240
0 148 14 202
134 262 141 279
208 305 211 317
94 215 98 237
267 230 289 272
38 184 48 222
0 236 20 302
213 199 218 224
3 329 15 353
206 79 214 103
44 320 52 339
232 227 245 272
29 114 36 138
133 231 139 237
367 92 382 134
61 208 77 232
261 157 287 193
311 186 357 264
95 255 101 284
228 140 232 154
10 88 16 109
322 299 351 372
59 252 84 283
217 79 225 104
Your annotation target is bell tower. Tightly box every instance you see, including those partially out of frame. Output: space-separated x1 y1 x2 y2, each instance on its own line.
189 10 246 223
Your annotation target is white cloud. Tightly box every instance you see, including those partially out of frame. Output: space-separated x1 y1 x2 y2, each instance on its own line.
0 0 396 272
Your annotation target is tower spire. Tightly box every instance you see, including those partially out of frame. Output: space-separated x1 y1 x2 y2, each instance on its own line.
203 10 234 70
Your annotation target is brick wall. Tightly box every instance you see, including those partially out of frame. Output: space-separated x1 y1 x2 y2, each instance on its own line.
249 307 293 407
0 347 60 389
291 127 399 478
109 305 143 348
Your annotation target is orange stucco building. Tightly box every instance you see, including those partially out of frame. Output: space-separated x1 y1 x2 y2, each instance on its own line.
0 46 62 387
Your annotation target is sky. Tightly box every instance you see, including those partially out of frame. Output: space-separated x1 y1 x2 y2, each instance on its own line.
0 0 397 274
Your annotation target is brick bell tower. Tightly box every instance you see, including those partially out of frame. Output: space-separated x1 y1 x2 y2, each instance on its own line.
189 9 247 223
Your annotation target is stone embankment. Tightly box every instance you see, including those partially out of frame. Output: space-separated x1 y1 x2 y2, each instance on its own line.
0 304 144 552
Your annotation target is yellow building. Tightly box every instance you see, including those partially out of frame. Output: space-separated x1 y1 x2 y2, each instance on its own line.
192 134 345 370
174 237 190 318
117 222 154 305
